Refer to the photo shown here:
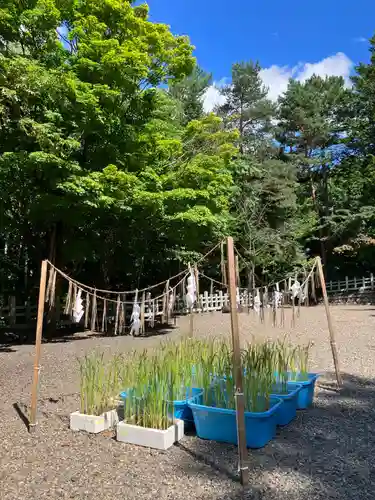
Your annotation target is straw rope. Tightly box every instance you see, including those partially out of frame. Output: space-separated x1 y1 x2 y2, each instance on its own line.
45 241 222 297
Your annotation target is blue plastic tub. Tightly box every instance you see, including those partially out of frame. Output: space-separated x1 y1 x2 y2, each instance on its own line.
188 397 282 449
286 373 320 409
168 388 203 428
120 388 203 428
270 384 302 426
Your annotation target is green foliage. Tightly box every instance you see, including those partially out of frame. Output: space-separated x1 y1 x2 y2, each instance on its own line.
78 338 312 425
169 66 212 125
2 2 375 293
0 0 236 291
217 61 275 153
79 351 123 415
276 74 349 271
231 156 304 280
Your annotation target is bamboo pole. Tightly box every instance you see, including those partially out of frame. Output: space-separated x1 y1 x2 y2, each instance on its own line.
189 308 194 338
221 241 227 286
316 256 342 387
210 279 214 315
29 260 48 433
115 294 120 336
194 266 201 313
235 255 240 287
140 291 145 335
226 237 248 486
90 289 97 332
84 291 90 329
291 287 296 328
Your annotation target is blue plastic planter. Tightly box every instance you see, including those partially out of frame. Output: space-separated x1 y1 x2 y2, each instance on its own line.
286 373 320 409
120 388 203 428
188 397 282 449
168 388 203 428
270 384 302 426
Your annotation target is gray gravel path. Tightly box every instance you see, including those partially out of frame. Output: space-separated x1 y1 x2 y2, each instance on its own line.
0 305 374 500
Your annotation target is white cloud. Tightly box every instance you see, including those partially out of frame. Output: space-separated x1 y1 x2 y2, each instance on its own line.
259 64 297 101
203 52 353 110
297 52 353 83
353 36 367 43
260 52 353 101
202 79 227 112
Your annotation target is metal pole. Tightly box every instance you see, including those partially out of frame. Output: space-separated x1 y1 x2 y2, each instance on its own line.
29 260 48 432
316 257 342 387
227 237 248 486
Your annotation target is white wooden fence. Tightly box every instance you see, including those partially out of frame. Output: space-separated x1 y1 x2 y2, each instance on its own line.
1 274 375 327
0 296 38 327
327 274 375 294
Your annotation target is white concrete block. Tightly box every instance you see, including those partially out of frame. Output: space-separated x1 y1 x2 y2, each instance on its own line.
116 419 184 450
70 409 119 433
174 418 184 442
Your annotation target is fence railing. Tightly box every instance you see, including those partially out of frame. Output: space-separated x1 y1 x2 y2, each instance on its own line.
327 274 375 293
0 290 253 328
1 276 374 328
0 296 38 327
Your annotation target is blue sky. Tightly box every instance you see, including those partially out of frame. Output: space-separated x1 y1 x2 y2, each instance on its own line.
145 0 375 108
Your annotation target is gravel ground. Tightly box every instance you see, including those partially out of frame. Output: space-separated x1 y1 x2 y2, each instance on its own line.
0 305 374 500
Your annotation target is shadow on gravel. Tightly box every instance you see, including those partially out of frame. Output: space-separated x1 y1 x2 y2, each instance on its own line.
178 372 374 500
0 319 179 348
13 402 29 431
0 344 17 352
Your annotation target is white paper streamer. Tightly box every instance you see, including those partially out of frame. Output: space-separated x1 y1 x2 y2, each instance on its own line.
130 300 141 336
72 289 84 323
186 268 196 310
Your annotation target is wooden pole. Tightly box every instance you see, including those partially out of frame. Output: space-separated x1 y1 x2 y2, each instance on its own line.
194 265 200 313
189 308 194 338
227 237 248 486
316 256 342 387
29 259 48 433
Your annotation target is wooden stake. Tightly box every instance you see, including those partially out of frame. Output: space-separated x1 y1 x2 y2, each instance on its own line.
115 294 120 335
29 259 48 433
64 281 72 315
259 286 264 323
226 237 248 486
101 298 107 333
221 241 227 286
316 256 342 387
194 266 200 313
162 282 168 324
90 289 97 332
235 255 240 287
189 308 194 338
84 292 90 329
140 291 145 335
123 294 126 333
210 279 214 315
304 270 310 307
264 286 270 323
151 299 155 329
118 299 125 335
291 294 296 328
173 286 177 325
311 269 316 303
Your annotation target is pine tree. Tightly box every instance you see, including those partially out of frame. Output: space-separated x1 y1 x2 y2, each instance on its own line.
217 61 275 154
